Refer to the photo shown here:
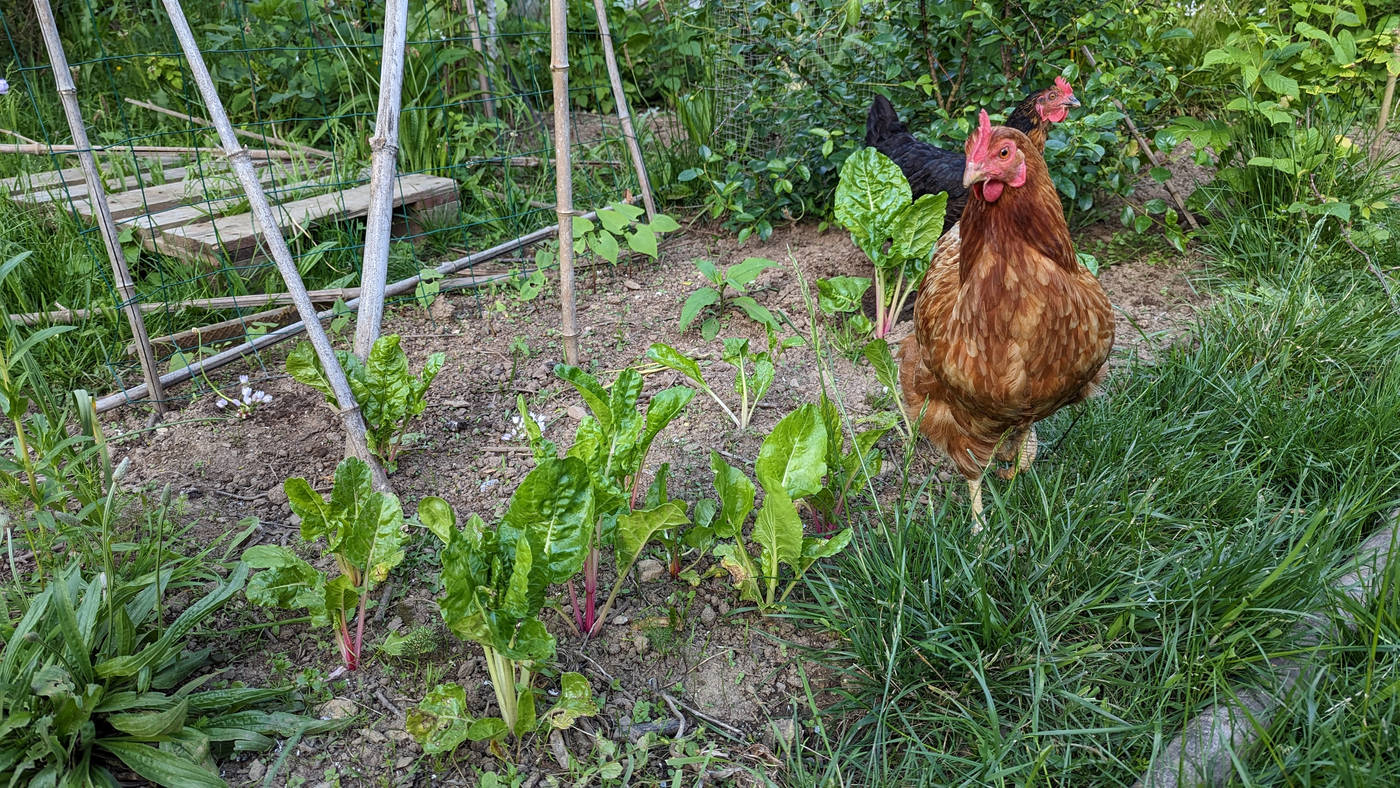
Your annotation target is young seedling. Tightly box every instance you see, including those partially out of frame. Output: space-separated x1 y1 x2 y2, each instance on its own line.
567 203 680 289
408 460 599 752
817 275 875 337
834 147 948 338
679 256 782 339
287 334 444 471
242 457 408 670
645 332 794 432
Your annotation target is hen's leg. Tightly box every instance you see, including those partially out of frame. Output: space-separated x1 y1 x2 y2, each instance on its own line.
967 477 984 533
1016 426 1038 473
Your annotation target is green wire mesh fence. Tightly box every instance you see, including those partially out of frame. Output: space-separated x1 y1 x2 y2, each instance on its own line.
0 0 654 409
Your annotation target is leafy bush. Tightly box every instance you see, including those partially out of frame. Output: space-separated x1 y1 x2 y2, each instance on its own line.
0 562 343 787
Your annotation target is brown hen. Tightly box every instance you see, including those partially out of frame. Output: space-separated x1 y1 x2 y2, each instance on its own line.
899 110 1114 528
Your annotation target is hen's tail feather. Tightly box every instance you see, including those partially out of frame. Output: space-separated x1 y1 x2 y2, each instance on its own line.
865 94 906 147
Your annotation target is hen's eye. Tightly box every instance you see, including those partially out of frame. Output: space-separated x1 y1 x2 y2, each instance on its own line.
998 147 1010 159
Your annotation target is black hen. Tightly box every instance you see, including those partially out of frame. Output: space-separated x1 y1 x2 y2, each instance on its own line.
865 77 1079 232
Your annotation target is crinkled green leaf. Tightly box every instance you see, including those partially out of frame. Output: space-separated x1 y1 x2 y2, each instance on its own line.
754 488 804 585
646 343 707 389
514 688 538 738
501 534 536 620
499 457 595 589
407 682 477 754
834 147 909 263
798 528 853 574
242 545 328 625
817 276 871 316
285 341 336 406
755 404 828 500
338 488 406 585
547 673 599 729
284 477 331 542
713 543 761 603
555 365 613 432
891 191 949 269
416 496 456 545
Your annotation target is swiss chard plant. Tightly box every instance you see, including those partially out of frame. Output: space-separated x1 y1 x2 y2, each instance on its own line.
286 334 445 472
807 395 894 534
408 461 599 752
816 275 875 337
544 364 695 633
241 457 408 671
678 256 782 339
701 404 853 610
833 147 949 339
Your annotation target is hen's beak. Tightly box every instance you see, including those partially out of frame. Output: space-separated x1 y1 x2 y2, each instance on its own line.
963 161 987 188
1063 95 1082 109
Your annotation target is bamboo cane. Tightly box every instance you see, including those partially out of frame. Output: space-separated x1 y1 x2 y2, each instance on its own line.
591 0 657 220
93 203 628 412
124 98 334 159
352 0 409 363
161 0 392 492
0 143 294 158
464 0 498 120
33 0 168 415
550 0 581 366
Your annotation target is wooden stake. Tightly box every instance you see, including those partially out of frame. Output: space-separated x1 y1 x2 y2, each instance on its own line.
1080 46 1200 232
33 0 168 415
591 0 657 220
161 0 392 493
1374 27 1400 156
352 0 409 363
550 0 580 366
464 0 498 120
124 98 335 159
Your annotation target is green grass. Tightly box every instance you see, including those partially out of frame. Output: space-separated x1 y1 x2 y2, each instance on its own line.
785 271 1400 784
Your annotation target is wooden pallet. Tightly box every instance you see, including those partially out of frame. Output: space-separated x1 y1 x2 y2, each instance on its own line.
5 158 460 267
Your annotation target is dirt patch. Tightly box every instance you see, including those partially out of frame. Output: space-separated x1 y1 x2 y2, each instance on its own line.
106 217 1203 785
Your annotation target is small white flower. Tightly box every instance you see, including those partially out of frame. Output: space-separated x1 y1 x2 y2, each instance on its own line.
0 79 8 96
239 374 250 385
216 399 229 409
241 386 253 400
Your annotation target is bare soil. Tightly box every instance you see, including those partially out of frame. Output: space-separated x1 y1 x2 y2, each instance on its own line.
105 216 1206 786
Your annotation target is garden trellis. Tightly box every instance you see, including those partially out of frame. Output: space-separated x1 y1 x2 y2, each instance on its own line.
1 0 656 415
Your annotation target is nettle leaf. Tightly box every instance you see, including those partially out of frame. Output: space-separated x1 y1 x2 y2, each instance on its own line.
499 457 595 588
616 502 688 569
407 682 477 754
891 191 949 265
679 287 721 332
646 343 707 389
755 404 828 500
725 257 779 292
710 451 756 538
817 276 871 315
834 148 909 262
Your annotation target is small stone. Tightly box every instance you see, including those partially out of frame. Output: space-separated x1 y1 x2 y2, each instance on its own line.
317 697 358 720
633 635 649 655
637 559 664 583
246 760 266 782
623 278 642 291
567 405 587 421
361 728 387 744
718 600 731 615
387 729 415 744
289 513 302 528
607 640 621 655
611 615 629 626
266 483 287 505
767 718 798 750
700 605 717 626
394 755 415 769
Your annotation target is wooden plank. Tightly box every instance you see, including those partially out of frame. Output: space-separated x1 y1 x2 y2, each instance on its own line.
14 166 192 210
100 161 316 220
156 174 459 265
0 156 177 196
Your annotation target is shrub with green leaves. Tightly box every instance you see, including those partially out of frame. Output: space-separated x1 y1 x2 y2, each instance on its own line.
568 203 680 269
679 256 782 339
0 562 345 787
242 457 408 671
833 148 948 339
287 334 444 472
408 463 599 751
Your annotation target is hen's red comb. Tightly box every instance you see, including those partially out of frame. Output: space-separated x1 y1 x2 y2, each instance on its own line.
1055 75 1074 100
969 109 993 163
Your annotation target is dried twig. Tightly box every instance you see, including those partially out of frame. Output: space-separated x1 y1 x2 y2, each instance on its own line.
660 692 745 740
124 98 333 159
